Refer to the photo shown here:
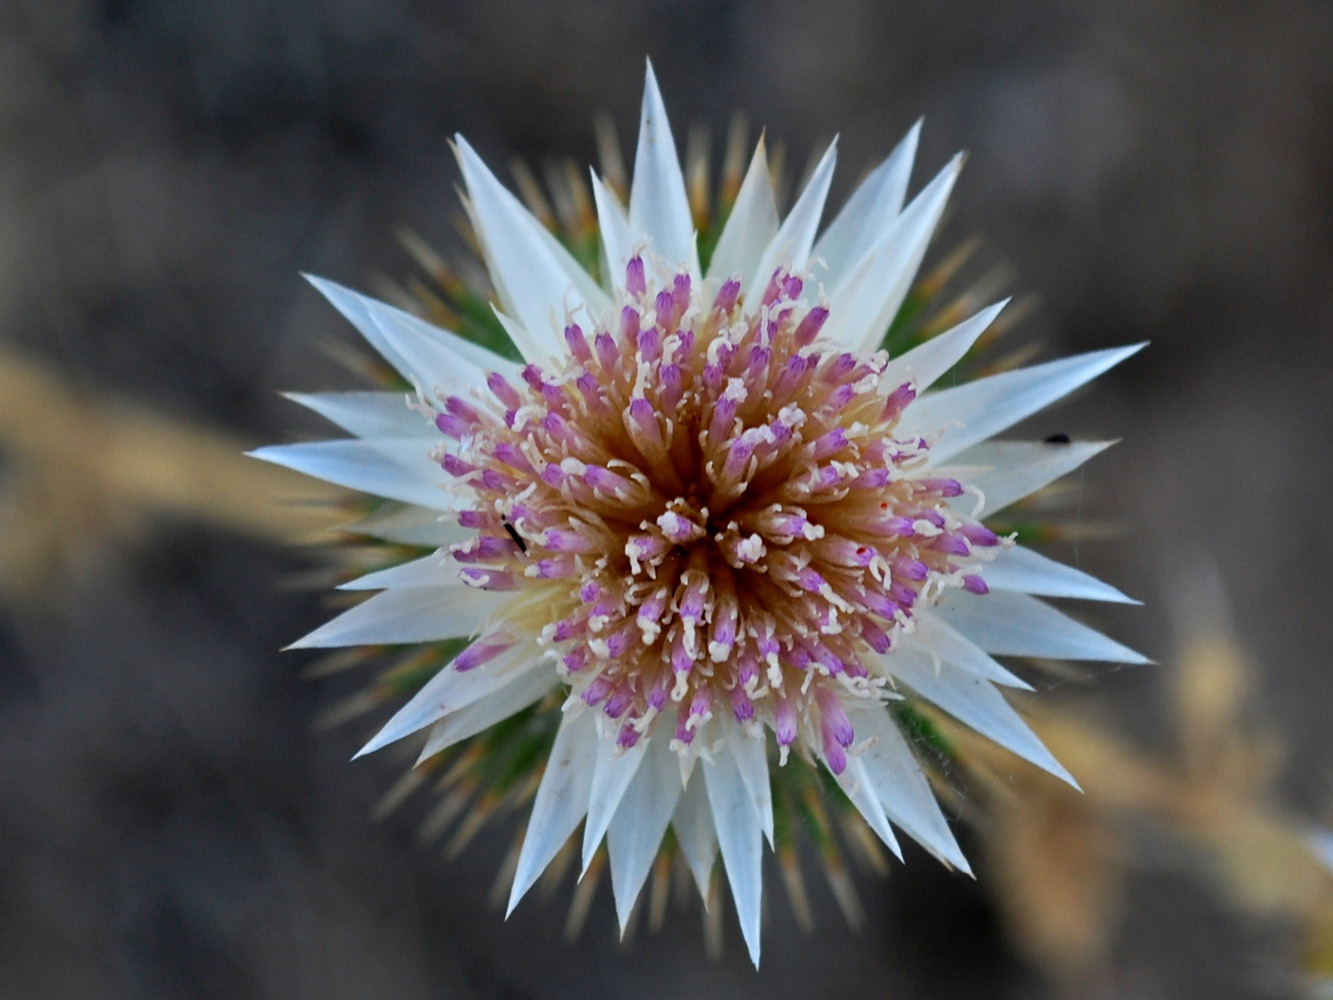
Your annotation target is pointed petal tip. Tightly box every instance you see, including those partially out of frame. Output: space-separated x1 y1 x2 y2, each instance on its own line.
815 135 839 165
452 133 484 178
922 826 973 877
1093 341 1148 371
352 734 389 759
1015 745 1082 790
302 275 379 329
452 135 498 193
1014 552 1141 605
969 297 1011 328
1112 340 1148 361
639 61 669 122
505 863 538 919
1062 437 1117 459
303 272 346 299
1087 632 1152 664
283 624 350 651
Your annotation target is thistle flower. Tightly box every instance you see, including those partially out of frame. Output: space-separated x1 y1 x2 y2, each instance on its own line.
254 63 1145 965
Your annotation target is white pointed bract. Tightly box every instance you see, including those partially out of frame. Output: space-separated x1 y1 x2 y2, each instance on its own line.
258 62 1143 965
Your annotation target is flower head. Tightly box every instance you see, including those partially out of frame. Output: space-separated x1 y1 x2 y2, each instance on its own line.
254 63 1144 965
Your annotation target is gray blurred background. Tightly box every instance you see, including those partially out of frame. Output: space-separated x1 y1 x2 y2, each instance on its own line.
1 0 1331 997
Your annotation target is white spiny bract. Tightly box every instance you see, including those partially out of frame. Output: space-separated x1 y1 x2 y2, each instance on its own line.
253 63 1145 966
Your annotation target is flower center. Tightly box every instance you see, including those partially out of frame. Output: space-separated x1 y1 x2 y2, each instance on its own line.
433 257 998 770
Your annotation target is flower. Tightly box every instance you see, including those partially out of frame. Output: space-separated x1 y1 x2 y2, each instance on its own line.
253 62 1145 965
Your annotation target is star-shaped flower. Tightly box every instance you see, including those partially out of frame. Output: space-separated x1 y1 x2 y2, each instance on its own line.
254 62 1144 965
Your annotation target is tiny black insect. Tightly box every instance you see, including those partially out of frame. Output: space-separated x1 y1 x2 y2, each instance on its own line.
500 516 527 553
1044 433 1071 445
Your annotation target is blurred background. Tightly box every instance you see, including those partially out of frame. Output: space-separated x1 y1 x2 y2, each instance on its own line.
2 1 1331 997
